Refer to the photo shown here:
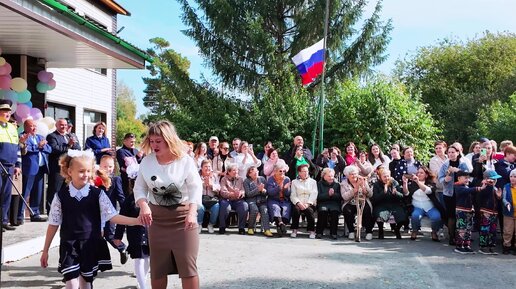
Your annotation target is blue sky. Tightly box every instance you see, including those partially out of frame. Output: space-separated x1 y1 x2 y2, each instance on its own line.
116 0 516 116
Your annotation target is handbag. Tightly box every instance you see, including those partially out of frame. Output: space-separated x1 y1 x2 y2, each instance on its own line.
202 195 219 209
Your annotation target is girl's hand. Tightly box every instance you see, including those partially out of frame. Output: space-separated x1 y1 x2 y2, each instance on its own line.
184 212 198 231
138 202 153 226
113 239 122 247
40 251 49 268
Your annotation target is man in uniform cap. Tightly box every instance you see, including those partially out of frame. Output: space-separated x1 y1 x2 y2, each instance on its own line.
0 99 21 231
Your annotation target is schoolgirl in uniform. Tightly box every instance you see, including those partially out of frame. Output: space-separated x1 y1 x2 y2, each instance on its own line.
96 155 128 264
114 177 150 289
40 150 140 289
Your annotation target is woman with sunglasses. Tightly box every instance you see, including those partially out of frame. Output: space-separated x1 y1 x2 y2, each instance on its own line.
266 163 292 236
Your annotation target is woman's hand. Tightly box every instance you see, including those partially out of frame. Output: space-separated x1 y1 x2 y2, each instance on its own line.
138 201 153 226
184 212 198 231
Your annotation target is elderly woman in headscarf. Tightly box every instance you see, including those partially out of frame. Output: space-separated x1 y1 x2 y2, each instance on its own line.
341 165 374 241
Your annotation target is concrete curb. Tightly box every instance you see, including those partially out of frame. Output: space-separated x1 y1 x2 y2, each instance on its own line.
2 235 60 263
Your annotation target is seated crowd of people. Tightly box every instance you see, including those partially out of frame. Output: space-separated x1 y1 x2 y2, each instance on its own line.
192 135 516 255
2 111 515 256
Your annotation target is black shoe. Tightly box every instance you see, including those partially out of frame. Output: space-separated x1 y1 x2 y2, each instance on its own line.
31 215 48 222
2 224 16 231
502 246 511 255
219 227 226 235
238 228 245 235
13 220 23 226
278 223 287 236
378 230 384 240
331 234 338 240
395 229 401 240
120 250 128 265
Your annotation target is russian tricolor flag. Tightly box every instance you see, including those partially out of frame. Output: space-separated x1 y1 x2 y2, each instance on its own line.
291 39 325 86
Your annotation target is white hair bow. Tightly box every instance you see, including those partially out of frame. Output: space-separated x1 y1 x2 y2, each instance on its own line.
67 149 95 159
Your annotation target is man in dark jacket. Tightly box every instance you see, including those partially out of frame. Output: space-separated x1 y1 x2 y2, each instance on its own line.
116 133 143 195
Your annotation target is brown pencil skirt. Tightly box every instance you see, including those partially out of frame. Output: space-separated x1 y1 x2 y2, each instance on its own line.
148 203 199 279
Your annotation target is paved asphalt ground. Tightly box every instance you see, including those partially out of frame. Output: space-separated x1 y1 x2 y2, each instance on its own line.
2 223 516 289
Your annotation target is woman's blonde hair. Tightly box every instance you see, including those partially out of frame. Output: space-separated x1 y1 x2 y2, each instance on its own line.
92 121 107 137
141 120 186 159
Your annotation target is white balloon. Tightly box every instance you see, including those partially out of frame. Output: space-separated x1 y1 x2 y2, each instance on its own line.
36 121 49 137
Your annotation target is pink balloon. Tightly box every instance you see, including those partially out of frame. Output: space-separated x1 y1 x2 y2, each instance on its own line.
15 103 31 118
47 78 56 88
0 75 11 89
0 62 12 76
30 107 43 120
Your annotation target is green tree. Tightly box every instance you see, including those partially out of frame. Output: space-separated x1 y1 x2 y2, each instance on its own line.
395 32 516 143
325 78 440 163
178 0 392 91
143 38 250 143
475 93 516 143
116 82 146 144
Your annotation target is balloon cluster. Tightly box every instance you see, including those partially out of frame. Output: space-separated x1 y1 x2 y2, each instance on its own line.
0 47 56 136
36 70 56 93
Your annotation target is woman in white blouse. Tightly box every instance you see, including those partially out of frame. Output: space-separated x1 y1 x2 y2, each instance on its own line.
134 121 202 289
234 141 261 179
290 164 318 238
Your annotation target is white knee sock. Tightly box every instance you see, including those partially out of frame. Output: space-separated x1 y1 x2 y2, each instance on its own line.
134 257 150 289
65 278 79 289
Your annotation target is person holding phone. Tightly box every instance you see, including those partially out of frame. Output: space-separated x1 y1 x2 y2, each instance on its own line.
438 144 471 245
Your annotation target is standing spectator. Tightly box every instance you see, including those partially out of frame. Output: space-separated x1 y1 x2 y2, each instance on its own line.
116 133 143 196
393 146 422 184
256 140 273 175
343 142 359 166
495 145 516 231
234 141 261 179
368 144 391 172
287 145 316 180
134 120 202 289
266 163 292 236
438 144 470 245
290 164 318 238
206 136 219 159
85 121 113 164
229 138 241 158
471 140 497 186
501 169 516 255
389 145 401 178
46 118 81 214
263 147 287 178
17 119 51 224
212 141 232 179
283 135 313 165
356 150 374 179
465 141 481 164
477 170 503 255
316 147 345 181
0 99 21 231
244 166 272 236
219 163 248 234
429 141 448 206
193 142 207 168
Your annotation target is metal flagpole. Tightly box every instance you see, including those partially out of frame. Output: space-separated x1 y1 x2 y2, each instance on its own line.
318 0 330 154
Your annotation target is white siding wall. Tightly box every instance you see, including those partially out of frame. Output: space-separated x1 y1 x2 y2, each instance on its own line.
46 68 113 147
59 0 114 32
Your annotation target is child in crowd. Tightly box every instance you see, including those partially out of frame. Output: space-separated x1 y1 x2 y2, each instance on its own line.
40 150 140 289
502 169 516 255
453 171 485 254
477 169 503 255
114 176 150 289
96 155 128 264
